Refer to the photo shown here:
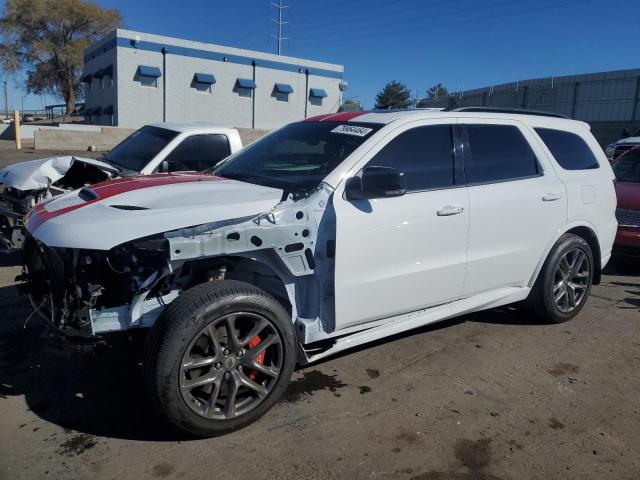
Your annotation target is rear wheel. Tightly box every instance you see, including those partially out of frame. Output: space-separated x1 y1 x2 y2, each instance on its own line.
528 234 594 323
144 280 296 437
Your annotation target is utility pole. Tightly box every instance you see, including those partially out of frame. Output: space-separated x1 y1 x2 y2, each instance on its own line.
270 0 290 55
3 81 7 120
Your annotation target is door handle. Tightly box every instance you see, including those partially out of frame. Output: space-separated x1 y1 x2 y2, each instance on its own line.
437 206 464 216
542 193 562 202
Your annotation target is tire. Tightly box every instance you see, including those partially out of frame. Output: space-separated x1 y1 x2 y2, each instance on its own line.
144 280 296 437
527 233 594 323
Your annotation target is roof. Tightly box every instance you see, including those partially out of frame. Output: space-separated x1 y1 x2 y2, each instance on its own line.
303 110 590 129
148 123 237 134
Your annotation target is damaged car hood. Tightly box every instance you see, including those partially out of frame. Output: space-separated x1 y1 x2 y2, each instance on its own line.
0 155 116 190
25 173 284 250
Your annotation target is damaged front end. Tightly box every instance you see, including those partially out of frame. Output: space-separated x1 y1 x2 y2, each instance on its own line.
20 184 334 346
1 159 112 250
21 233 174 341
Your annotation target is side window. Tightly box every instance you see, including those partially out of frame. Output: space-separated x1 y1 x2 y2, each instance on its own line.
465 125 540 183
367 125 454 191
163 135 232 172
535 128 599 170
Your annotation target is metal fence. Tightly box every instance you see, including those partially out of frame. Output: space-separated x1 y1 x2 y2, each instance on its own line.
418 69 640 146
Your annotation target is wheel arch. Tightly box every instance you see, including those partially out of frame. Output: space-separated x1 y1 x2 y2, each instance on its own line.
182 254 294 315
529 222 602 287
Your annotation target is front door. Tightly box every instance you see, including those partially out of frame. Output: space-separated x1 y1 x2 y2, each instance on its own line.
333 121 469 330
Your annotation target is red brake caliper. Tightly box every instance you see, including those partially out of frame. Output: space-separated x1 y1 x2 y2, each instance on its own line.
247 335 265 380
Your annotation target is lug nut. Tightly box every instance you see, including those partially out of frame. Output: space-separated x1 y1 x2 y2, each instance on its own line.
215 363 221 369
224 372 231 379
237 365 242 371
223 349 229 356
237 350 244 357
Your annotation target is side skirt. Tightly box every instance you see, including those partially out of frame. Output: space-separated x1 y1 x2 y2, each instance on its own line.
301 286 530 365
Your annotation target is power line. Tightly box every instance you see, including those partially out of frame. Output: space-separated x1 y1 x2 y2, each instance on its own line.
270 0 290 55
293 0 533 43
289 0 588 50
294 0 468 34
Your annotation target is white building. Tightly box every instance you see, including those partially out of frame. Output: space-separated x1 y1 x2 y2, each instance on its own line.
82 29 345 130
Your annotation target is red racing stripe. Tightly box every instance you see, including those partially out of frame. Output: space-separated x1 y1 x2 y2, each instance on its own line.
304 112 367 122
304 114 334 122
321 112 367 122
26 173 222 232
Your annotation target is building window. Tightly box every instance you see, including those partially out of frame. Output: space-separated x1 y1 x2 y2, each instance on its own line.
274 83 293 102
104 106 114 126
236 78 256 98
309 88 327 106
192 73 215 94
140 76 157 88
136 65 162 88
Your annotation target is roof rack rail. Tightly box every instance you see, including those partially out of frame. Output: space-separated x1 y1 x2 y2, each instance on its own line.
450 107 569 119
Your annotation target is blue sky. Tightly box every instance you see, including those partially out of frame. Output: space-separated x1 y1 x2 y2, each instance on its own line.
4 0 640 111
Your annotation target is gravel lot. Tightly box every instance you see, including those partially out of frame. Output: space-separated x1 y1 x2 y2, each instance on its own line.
0 143 639 480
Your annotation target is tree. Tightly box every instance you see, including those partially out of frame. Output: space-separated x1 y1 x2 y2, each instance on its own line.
374 81 411 110
339 98 364 112
426 83 448 99
0 0 121 115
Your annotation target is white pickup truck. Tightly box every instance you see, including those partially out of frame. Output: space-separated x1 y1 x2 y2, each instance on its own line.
0 123 243 249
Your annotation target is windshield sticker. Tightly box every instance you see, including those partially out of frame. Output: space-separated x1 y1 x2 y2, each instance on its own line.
331 124 374 137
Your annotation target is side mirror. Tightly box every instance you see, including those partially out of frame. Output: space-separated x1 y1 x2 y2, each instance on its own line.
345 166 407 200
159 160 170 173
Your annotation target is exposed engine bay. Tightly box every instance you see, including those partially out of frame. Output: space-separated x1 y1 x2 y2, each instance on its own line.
21 185 334 347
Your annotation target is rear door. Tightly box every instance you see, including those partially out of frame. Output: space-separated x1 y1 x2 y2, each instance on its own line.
458 119 567 296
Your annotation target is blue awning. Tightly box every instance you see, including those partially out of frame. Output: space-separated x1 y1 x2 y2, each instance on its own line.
309 88 327 98
237 78 257 89
83 108 93 116
103 105 114 115
194 73 216 84
137 65 162 77
92 107 102 115
81 74 92 83
275 83 294 94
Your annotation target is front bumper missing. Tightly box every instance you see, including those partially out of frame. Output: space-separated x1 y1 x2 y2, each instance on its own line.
90 290 179 334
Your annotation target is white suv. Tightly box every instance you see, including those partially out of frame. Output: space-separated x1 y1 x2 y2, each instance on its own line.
22 108 617 437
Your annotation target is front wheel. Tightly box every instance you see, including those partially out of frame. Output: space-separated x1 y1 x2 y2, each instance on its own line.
144 280 296 437
527 233 594 323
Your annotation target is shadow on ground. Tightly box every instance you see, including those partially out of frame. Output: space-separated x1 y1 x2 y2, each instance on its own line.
1 258 638 442
0 283 182 441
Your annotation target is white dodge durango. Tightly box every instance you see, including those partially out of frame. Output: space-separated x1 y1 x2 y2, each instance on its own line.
22 108 617 436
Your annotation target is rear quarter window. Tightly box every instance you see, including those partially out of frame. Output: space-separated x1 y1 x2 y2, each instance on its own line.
535 128 599 170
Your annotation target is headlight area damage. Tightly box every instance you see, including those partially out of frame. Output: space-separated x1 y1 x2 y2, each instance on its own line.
1 157 112 250
22 185 335 349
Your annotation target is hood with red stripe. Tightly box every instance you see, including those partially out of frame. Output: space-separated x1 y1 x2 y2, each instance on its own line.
26 173 283 250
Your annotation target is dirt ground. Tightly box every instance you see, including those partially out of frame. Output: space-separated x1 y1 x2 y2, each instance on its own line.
0 145 639 480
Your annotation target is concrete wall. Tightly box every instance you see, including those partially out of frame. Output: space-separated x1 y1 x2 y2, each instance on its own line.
33 126 269 151
34 127 135 151
83 29 344 130
0 123 102 141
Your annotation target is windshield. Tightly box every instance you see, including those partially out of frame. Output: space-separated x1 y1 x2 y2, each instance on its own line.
214 121 381 194
613 151 640 183
104 126 179 172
